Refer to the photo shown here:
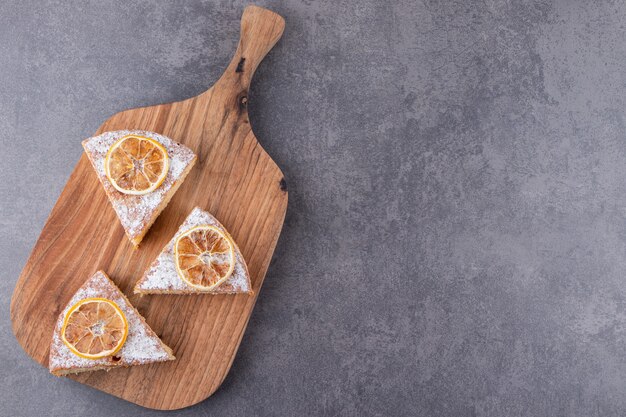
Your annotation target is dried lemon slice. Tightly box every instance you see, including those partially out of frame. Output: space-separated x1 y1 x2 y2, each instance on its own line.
174 225 235 290
105 134 169 195
61 298 128 360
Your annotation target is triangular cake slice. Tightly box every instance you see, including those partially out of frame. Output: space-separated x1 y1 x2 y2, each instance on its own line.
134 207 252 295
49 270 175 376
82 130 197 247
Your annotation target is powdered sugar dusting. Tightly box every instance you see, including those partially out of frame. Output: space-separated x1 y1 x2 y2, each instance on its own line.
49 271 174 374
135 207 251 294
82 130 196 240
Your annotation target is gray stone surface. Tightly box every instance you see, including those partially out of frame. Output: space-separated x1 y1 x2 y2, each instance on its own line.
1 0 626 415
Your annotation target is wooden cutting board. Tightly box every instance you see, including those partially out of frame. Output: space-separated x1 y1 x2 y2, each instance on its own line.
10 5 287 410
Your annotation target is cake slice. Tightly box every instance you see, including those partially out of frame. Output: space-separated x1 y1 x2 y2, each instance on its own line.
82 130 197 247
49 270 175 376
134 207 252 295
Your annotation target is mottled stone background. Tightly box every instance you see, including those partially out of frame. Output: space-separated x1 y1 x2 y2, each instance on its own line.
1 0 626 416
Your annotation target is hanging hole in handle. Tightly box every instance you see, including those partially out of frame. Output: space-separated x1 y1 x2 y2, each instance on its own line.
238 94 248 111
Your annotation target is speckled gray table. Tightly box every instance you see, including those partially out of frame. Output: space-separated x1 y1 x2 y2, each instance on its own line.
2 1 626 416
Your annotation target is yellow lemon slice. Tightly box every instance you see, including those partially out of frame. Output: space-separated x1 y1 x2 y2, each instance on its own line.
105 134 169 195
61 298 128 360
174 225 235 290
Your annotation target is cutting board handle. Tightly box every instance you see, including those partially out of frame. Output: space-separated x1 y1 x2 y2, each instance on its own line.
215 5 285 93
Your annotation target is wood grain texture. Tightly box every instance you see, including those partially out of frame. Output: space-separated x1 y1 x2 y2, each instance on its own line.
10 5 287 410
